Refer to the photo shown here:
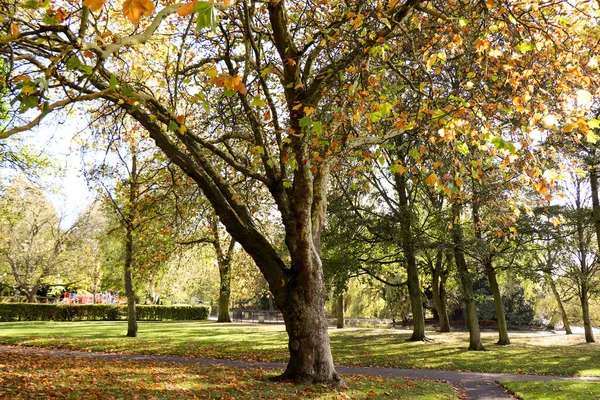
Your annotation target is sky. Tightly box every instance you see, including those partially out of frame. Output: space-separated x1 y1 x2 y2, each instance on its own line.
3 116 95 228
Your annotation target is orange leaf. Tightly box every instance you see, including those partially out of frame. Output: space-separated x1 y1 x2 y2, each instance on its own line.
83 0 107 12
177 0 198 16
123 0 156 27
424 173 438 186
10 23 19 37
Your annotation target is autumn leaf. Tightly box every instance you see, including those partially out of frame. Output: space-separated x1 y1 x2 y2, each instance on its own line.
10 23 19 37
391 164 408 175
424 173 438 186
177 0 198 16
83 0 107 12
123 0 156 27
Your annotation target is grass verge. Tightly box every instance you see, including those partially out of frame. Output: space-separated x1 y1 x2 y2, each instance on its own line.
0 349 457 399
500 380 600 400
0 321 599 377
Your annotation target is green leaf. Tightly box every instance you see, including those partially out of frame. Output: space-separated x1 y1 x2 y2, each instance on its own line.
299 116 313 127
380 102 393 116
168 121 179 132
366 112 382 123
313 121 323 135
490 136 504 149
109 75 119 90
587 130 599 144
456 141 469 156
250 97 266 107
195 1 218 31
515 42 535 53
431 109 445 120
575 168 587 178
223 89 235 97
588 119 600 129
408 148 420 159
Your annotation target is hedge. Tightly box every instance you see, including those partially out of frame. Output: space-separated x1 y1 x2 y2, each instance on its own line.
0 303 210 322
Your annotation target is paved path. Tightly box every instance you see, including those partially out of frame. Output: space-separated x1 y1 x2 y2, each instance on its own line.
2 346 599 399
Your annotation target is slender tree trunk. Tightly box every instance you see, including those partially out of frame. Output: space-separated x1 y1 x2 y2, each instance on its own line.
217 264 231 323
124 153 138 338
431 251 450 333
336 294 344 329
395 169 426 341
576 177 595 344
581 283 595 343
452 203 485 351
472 199 509 345
124 229 138 337
484 259 510 345
546 273 572 334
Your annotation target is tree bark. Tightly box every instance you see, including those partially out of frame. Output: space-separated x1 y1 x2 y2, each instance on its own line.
394 167 426 341
217 265 232 323
484 259 510 345
212 220 235 323
472 198 509 345
277 252 340 384
581 282 595 343
25 289 37 303
451 202 485 351
336 294 344 329
124 152 138 338
546 273 572 334
431 251 450 333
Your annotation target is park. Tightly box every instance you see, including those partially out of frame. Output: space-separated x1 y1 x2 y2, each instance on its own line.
1 0 600 398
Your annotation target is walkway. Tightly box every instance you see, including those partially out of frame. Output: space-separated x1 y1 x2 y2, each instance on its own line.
1 345 598 399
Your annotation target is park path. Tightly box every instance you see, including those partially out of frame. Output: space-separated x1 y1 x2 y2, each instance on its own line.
1 345 599 399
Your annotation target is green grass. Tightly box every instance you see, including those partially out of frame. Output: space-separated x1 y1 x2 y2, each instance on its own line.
1 321 599 377
500 380 600 399
0 349 457 399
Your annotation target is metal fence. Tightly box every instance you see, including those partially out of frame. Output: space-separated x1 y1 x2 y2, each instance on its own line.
230 309 284 324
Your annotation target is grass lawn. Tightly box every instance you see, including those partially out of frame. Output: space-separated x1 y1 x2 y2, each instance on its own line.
0 321 599 377
0 349 457 400
500 380 600 400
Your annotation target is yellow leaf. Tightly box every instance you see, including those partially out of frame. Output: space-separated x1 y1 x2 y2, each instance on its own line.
177 0 198 16
123 0 156 27
303 106 315 117
83 0 107 12
551 217 560 227
424 173 438 186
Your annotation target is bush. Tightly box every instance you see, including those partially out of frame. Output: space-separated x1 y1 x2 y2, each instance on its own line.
0 303 210 322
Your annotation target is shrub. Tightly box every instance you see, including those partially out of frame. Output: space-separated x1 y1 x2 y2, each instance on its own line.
0 303 210 322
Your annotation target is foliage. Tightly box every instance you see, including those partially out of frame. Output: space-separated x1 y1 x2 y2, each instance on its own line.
2 322 600 377
0 303 209 322
0 350 457 400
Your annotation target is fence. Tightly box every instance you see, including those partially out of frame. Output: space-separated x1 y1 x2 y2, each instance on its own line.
230 308 284 324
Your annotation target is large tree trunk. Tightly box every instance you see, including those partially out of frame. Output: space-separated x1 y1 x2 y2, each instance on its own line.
581 283 595 343
394 168 426 341
452 203 485 351
431 251 450 333
25 288 38 303
276 251 340 384
472 199 509 345
484 259 510 345
546 273 572 334
336 294 344 329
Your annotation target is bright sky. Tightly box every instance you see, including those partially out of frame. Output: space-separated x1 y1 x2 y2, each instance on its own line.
4 117 95 228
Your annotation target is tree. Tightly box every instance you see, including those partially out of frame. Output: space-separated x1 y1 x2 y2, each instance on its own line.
0 178 74 302
4 0 600 382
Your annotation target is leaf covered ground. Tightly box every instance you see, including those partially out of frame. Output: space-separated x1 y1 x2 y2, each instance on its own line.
0 349 457 400
0 321 599 377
